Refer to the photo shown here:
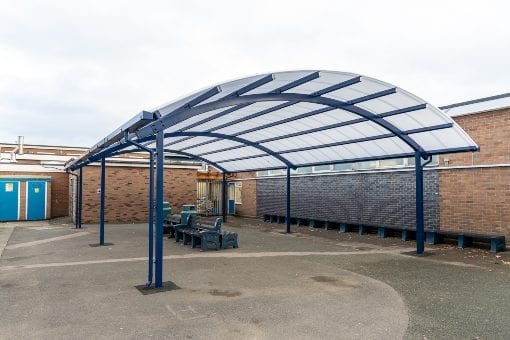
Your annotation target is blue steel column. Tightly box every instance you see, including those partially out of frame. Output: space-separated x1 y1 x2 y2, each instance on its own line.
147 152 154 286
99 157 105 245
286 167 291 233
222 172 227 223
155 131 164 288
415 152 424 254
74 172 79 228
78 167 83 229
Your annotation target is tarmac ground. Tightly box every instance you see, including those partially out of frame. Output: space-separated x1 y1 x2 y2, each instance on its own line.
0 216 509 339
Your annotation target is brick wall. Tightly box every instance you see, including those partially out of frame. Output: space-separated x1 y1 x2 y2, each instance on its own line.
48 173 69 217
439 167 510 235
257 170 440 230
19 181 27 220
438 108 510 237
440 108 510 166
79 166 197 224
231 172 257 217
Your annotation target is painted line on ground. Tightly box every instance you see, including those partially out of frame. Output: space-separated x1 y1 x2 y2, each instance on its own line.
0 249 411 271
4 232 90 250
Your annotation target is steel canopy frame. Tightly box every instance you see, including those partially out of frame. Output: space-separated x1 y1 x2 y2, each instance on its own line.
64 70 479 289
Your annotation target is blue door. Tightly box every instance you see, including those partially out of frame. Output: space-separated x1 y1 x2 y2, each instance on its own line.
228 182 236 215
27 181 46 220
0 181 19 221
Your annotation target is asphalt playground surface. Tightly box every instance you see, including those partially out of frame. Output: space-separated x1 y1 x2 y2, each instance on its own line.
0 217 509 339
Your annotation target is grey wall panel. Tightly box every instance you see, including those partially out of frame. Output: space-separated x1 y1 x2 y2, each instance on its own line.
257 170 439 230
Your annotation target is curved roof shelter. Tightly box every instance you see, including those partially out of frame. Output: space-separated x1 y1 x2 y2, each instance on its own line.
67 70 478 172
66 70 479 288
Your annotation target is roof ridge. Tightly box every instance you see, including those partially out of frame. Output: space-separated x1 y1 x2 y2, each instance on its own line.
440 92 510 110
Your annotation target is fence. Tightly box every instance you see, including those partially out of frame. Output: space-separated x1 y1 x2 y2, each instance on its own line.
196 180 223 216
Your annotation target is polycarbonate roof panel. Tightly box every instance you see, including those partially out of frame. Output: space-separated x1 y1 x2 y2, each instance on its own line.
356 90 423 115
238 109 359 141
323 76 391 102
166 106 236 133
186 101 287 132
67 70 479 172
218 155 285 172
214 102 328 135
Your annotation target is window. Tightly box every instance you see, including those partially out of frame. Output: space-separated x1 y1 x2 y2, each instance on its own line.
235 183 242 204
333 163 352 171
255 154 439 177
313 164 331 172
406 155 438 167
296 166 312 174
356 161 378 169
379 158 405 168
268 169 285 176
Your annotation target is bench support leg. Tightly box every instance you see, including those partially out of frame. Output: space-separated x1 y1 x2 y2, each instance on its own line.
457 234 472 249
490 237 505 253
426 231 438 245
377 226 387 238
339 223 348 233
358 224 366 235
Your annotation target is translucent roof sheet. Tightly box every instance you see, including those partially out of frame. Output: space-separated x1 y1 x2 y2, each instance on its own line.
67 70 479 172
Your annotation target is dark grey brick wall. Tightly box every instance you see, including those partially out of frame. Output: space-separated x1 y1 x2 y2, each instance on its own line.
257 170 439 230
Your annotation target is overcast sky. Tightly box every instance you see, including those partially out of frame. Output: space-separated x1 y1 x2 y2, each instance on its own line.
1 0 509 147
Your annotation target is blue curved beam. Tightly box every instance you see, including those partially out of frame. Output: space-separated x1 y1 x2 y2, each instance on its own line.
167 72 322 147
109 146 229 173
160 131 294 169
136 131 295 169
137 92 428 158
79 129 294 172
162 149 229 173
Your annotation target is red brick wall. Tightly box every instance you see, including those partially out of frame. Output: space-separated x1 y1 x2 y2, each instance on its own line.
439 167 510 236
48 173 69 217
19 181 27 220
440 108 510 166
79 166 197 224
231 172 257 218
439 108 510 237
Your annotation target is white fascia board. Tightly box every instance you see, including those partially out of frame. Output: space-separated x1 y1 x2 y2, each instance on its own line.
0 164 65 173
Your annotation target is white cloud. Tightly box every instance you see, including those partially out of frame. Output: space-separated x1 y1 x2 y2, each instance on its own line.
0 0 509 146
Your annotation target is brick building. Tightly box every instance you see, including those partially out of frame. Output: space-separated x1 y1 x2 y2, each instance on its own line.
0 140 201 223
0 140 83 220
